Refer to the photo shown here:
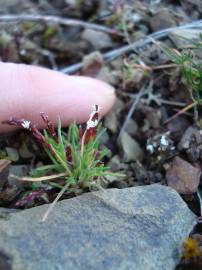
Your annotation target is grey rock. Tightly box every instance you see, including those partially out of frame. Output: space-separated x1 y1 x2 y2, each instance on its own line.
108 155 127 171
108 180 128 189
104 109 118 133
97 67 117 85
113 98 125 114
8 165 30 187
119 131 144 162
82 51 103 76
19 143 34 159
0 208 19 220
5 147 19 162
165 156 201 194
169 29 202 48
178 127 201 151
149 8 176 32
0 0 35 14
0 160 11 190
81 29 113 50
0 185 196 270
104 99 126 134
125 119 138 136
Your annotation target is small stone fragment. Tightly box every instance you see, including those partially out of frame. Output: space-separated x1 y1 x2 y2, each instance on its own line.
149 8 176 32
81 29 113 50
167 116 189 140
147 109 161 129
178 127 201 151
0 160 11 190
96 66 117 85
165 156 201 194
8 165 30 186
125 119 138 136
0 185 19 206
178 127 201 161
82 51 103 77
19 143 34 159
119 132 143 162
108 155 126 171
108 180 128 189
104 110 118 133
5 147 19 162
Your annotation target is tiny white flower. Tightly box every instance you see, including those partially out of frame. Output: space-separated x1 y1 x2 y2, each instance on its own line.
160 135 169 146
87 119 98 129
21 120 31 129
159 135 169 151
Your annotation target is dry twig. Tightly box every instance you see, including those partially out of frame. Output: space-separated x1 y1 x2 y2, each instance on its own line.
163 102 196 124
61 20 202 74
42 182 70 222
117 82 153 140
0 14 121 36
10 172 67 182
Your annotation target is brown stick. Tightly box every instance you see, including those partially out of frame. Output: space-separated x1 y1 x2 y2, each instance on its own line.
164 102 196 124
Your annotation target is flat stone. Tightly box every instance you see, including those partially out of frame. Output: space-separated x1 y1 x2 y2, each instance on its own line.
0 160 11 190
0 185 196 270
165 156 201 194
5 147 19 162
125 119 138 136
82 51 103 77
149 8 176 32
81 29 113 50
119 131 144 162
19 143 34 159
104 109 118 133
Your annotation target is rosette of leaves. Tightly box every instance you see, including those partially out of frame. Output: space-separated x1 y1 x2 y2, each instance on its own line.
3 105 122 220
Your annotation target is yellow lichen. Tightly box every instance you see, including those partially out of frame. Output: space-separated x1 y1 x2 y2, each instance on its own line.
181 237 201 261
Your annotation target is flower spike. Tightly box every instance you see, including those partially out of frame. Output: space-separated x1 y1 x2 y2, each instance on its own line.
40 112 57 142
84 105 99 144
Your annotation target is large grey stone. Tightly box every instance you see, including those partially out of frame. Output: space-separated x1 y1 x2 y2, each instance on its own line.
0 185 197 270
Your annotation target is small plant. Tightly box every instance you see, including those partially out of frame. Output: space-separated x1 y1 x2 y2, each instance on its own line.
164 46 202 104
159 35 202 123
3 105 122 220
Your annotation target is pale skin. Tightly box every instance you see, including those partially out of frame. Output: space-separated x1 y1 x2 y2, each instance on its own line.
0 63 116 133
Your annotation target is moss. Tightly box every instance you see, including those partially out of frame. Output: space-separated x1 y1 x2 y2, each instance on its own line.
22 21 35 31
0 31 12 47
0 149 9 160
42 25 57 47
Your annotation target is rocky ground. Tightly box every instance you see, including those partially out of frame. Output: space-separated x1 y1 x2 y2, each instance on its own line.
0 185 197 270
0 0 202 269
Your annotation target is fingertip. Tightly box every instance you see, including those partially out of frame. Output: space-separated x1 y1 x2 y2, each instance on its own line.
0 63 116 132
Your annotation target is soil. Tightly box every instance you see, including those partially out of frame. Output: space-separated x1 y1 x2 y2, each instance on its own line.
0 1 202 269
